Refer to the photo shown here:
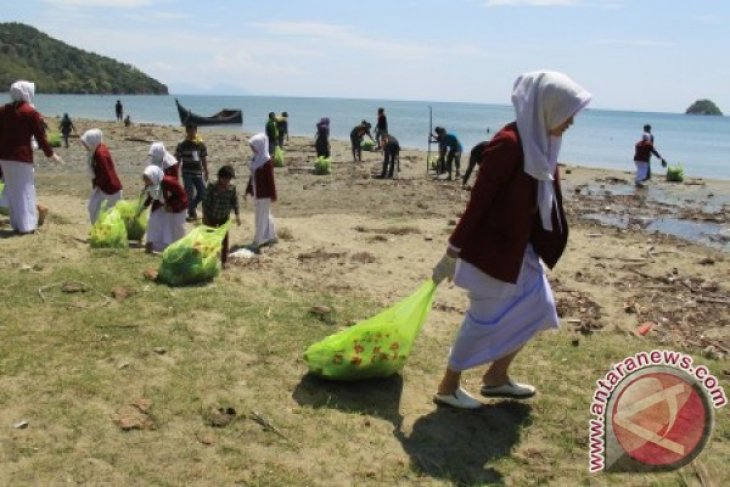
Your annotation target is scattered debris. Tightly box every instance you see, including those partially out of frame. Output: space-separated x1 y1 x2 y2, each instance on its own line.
209 407 237 428
13 420 29 429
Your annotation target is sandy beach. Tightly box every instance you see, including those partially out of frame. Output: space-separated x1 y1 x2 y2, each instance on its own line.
1 118 728 485
20 117 728 352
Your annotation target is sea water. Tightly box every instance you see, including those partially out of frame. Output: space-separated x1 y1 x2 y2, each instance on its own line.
31 94 730 180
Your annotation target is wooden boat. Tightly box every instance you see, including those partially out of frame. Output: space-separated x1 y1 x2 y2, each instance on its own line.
175 98 243 126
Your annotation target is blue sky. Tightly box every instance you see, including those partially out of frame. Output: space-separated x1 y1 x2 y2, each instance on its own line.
3 0 729 113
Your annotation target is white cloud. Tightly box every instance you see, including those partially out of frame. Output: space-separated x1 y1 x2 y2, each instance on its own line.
44 0 154 7
485 0 582 6
593 38 674 47
252 20 430 59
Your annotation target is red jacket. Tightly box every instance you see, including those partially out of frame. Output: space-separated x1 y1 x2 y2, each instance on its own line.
449 123 568 283
92 144 122 195
146 176 188 213
633 140 660 162
246 160 277 201
0 101 54 163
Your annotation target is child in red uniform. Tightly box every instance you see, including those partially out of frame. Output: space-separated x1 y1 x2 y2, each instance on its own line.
141 165 188 253
81 129 123 223
431 71 591 409
246 133 278 249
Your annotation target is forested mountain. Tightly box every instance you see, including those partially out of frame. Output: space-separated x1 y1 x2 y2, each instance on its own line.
0 22 168 95
685 99 723 116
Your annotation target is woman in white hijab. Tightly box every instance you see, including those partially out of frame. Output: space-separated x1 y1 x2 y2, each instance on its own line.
81 129 123 223
430 71 591 409
245 133 278 249
0 80 63 234
141 164 188 252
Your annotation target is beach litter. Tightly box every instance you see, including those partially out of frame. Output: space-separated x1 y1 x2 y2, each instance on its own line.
89 205 128 249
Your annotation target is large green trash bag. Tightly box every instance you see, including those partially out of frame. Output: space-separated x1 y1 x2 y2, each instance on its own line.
114 199 148 241
157 222 230 286
304 280 436 380
361 139 375 151
89 205 128 248
273 146 285 167
313 156 331 175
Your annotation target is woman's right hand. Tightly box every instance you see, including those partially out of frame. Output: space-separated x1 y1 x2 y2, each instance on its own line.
432 254 457 285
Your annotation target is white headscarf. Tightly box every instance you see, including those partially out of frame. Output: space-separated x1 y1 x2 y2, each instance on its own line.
147 141 178 171
81 129 103 178
511 71 591 231
248 132 270 171
143 165 165 202
9 81 35 105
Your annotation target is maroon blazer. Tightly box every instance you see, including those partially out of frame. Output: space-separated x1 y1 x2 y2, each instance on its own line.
146 176 188 213
449 122 568 283
246 160 277 201
92 144 122 195
0 101 54 163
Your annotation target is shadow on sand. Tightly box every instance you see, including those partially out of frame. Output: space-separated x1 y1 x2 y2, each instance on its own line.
292 373 404 430
395 401 532 485
293 373 532 485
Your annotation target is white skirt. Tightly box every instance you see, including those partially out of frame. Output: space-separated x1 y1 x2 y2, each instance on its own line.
0 160 36 233
146 208 186 251
447 246 559 371
253 198 277 246
88 188 122 224
634 160 649 184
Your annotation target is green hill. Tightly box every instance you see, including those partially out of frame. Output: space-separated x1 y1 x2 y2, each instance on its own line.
0 22 167 95
685 99 723 116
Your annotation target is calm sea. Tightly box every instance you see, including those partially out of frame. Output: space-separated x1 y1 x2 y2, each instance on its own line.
31 94 730 180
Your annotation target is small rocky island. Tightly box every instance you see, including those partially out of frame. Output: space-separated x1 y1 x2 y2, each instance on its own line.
685 99 723 116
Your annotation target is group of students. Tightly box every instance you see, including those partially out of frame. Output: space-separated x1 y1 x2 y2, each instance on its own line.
5 72 677 412
0 80 279 267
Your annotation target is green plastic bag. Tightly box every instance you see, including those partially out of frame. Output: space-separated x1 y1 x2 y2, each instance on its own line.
313 156 332 175
666 164 684 182
89 205 128 249
273 146 285 167
304 280 436 380
157 222 230 286
114 199 149 241
361 139 375 151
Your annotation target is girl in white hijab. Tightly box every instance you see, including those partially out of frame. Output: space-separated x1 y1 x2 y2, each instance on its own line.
0 80 62 234
81 129 123 223
147 142 180 179
430 71 591 409
245 133 278 249
141 164 187 252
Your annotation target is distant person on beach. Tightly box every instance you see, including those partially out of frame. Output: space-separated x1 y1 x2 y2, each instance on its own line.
633 124 666 187
375 107 388 150
315 117 330 158
462 140 490 188
202 164 241 268
431 71 591 409
80 128 122 223
141 165 188 253
59 113 76 148
379 133 400 179
350 120 374 162
124 115 131 127
266 112 279 154
0 80 62 235
276 112 289 147
246 133 278 250
431 126 463 180
148 141 180 180
175 122 208 221
115 100 123 122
